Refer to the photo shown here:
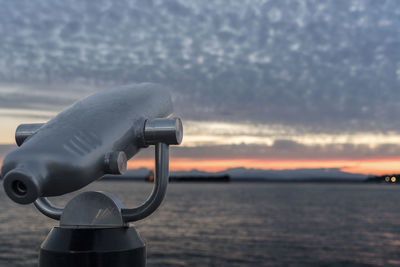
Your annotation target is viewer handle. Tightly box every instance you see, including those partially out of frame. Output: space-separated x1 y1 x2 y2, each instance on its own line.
121 143 169 222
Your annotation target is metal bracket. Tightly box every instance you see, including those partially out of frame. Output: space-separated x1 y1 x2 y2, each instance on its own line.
34 197 63 220
121 142 169 222
33 118 182 224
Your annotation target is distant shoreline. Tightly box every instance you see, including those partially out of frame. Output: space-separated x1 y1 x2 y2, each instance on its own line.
100 171 400 184
100 176 383 184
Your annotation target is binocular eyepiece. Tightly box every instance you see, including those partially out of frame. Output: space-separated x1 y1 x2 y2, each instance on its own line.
1 83 183 205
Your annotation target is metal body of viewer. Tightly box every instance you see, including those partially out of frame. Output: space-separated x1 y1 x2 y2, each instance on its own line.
0 83 183 267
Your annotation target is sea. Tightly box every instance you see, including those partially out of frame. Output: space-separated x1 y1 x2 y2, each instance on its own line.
0 181 400 267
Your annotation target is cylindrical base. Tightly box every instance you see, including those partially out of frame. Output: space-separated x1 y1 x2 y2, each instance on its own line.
39 227 146 267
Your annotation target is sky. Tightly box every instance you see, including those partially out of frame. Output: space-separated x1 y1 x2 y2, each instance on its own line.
1 0 400 175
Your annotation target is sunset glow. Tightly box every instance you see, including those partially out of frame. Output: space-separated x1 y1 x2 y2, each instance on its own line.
0 155 397 176
128 157 400 176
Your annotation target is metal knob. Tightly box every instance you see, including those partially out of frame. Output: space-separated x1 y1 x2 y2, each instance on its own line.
15 123 44 146
104 151 127 175
144 118 183 145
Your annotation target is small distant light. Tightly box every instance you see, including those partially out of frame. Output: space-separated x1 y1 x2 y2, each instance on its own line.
391 177 396 183
385 176 390 182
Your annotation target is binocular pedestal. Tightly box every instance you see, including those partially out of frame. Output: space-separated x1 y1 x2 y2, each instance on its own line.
38 190 148 267
40 227 146 267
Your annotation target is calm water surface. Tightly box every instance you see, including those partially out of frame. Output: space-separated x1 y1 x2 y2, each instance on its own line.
0 182 400 266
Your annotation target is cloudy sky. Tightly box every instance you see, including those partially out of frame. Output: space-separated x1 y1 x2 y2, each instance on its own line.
1 0 400 174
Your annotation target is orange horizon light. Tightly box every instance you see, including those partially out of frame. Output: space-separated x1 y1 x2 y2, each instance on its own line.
127 157 400 176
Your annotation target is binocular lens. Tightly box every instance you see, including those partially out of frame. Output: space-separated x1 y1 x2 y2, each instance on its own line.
12 180 27 196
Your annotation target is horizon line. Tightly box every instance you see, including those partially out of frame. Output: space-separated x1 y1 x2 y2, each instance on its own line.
126 157 400 176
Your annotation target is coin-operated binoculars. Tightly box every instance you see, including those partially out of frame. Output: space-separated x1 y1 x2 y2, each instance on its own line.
1 83 183 267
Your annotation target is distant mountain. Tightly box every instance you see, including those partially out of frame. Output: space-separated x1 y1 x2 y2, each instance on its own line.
220 167 366 181
117 167 366 182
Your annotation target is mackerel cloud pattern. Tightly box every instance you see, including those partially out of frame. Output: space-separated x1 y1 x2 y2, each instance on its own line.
0 0 399 134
